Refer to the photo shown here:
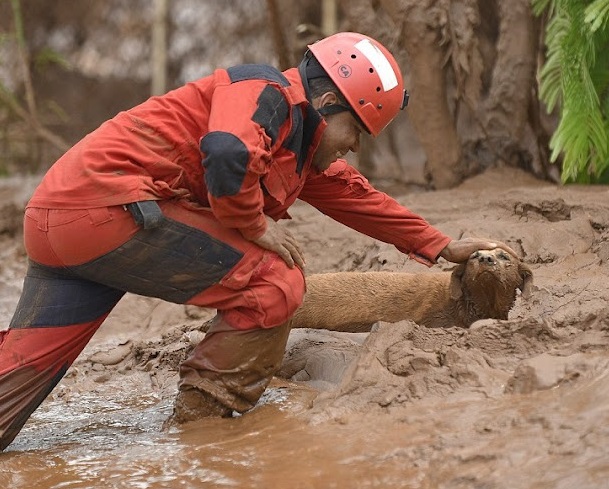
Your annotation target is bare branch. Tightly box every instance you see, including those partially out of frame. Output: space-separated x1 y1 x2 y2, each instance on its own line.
266 0 294 70
10 0 37 117
0 83 70 154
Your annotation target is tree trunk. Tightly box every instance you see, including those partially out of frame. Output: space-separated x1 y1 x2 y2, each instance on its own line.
266 0 295 71
321 0 338 35
470 0 555 179
339 0 557 188
151 0 168 96
397 0 463 189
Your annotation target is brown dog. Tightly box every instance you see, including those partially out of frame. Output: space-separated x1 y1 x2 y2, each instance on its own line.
291 249 533 332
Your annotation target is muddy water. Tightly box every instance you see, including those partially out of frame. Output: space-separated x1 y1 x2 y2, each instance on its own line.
0 383 422 489
2 369 609 489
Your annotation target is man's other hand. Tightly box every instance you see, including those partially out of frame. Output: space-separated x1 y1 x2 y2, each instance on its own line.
250 216 306 269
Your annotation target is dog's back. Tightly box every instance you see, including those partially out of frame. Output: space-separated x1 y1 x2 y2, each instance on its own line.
292 250 533 332
292 271 452 332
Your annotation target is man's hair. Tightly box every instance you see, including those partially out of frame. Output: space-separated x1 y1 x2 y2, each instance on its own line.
308 76 348 106
305 55 349 105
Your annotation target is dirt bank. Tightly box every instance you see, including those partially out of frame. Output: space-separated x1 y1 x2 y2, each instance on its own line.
1 166 609 488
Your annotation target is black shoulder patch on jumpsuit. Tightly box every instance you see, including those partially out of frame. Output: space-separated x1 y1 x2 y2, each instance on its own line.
201 132 249 198
201 64 293 198
227 64 290 86
252 85 289 147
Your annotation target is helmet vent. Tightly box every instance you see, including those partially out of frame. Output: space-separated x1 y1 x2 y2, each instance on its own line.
351 54 357 59
376 86 381 92
369 68 374 73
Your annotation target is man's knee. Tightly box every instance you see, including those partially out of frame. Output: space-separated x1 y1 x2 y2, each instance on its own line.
260 263 306 325
223 258 306 329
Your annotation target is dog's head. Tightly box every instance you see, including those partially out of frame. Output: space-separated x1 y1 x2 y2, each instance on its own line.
449 249 533 320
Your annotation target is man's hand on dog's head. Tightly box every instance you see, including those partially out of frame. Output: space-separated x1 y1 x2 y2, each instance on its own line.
439 238 519 264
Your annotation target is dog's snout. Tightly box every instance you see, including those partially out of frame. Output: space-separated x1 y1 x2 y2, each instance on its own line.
479 254 496 265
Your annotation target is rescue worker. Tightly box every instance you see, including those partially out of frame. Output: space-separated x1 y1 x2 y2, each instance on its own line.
0 32 516 451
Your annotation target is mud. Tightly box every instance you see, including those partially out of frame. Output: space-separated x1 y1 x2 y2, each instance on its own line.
1 166 609 488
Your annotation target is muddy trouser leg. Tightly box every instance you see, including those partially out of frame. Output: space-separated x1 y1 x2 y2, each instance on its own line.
2 202 305 446
173 318 292 421
70 202 303 420
0 262 124 451
146 203 306 422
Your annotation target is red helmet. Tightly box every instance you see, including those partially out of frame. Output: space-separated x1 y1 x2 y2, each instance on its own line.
308 32 408 136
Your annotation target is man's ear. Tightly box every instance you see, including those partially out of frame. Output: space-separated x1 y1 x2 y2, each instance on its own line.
518 262 534 299
318 91 339 108
449 264 467 300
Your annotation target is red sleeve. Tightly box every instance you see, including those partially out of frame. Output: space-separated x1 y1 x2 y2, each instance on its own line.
299 160 452 266
202 80 280 240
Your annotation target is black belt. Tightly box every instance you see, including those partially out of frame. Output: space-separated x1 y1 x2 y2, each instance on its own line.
126 200 164 229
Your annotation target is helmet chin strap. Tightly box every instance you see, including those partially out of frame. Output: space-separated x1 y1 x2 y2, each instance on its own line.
317 104 351 116
319 103 369 134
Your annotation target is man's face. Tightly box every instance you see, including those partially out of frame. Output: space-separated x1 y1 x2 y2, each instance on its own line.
311 94 364 172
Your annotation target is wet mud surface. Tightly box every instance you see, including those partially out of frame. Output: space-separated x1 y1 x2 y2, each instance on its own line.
1 167 609 488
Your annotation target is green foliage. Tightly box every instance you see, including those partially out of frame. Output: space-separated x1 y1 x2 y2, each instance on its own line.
34 47 71 71
533 0 609 183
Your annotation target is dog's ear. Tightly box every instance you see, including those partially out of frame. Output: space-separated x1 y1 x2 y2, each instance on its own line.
449 263 467 300
518 262 534 299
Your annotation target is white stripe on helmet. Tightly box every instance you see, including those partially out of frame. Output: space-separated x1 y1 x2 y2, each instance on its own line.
354 39 398 92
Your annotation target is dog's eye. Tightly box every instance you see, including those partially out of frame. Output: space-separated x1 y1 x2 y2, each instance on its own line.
497 251 510 261
470 251 480 260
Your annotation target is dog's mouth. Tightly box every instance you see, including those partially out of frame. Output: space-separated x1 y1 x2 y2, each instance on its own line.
467 258 505 282
474 268 502 281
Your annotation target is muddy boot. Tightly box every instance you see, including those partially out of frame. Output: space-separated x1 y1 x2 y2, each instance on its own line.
165 387 233 427
167 317 291 424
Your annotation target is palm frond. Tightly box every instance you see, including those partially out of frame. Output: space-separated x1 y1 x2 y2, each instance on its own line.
534 0 609 183
585 0 609 32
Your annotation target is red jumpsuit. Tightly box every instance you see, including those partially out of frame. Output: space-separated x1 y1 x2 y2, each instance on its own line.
0 64 450 450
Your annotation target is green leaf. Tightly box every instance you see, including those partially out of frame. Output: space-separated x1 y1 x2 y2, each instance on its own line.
585 0 609 32
34 47 71 71
535 0 609 183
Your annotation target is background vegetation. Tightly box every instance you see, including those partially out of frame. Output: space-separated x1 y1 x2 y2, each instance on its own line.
533 0 609 183
0 0 606 186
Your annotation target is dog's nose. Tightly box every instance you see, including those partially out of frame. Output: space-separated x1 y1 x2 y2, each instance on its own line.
479 254 496 265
